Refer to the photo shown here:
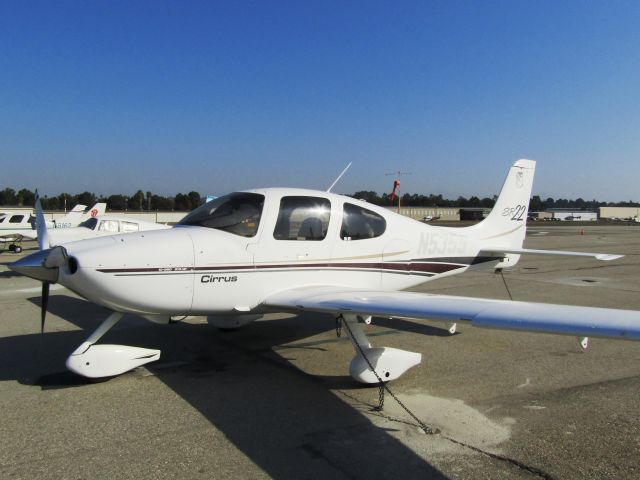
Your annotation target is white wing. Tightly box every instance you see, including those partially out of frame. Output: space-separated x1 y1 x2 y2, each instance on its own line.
264 287 640 341
481 246 623 261
0 233 36 241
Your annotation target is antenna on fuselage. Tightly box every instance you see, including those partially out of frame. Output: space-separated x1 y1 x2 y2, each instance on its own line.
327 162 353 193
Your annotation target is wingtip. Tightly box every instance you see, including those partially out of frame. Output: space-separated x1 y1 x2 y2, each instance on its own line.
595 254 624 261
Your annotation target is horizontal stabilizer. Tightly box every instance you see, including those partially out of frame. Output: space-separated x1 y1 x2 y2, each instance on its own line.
480 246 623 262
264 287 640 341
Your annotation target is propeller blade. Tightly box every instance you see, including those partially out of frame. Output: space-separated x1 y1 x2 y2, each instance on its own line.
41 282 50 334
35 191 50 250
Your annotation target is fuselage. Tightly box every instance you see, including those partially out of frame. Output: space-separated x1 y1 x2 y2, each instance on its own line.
0 212 36 241
46 215 170 247
53 188 512 316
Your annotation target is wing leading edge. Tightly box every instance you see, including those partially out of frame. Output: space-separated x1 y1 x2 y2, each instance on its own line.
264 288 640 341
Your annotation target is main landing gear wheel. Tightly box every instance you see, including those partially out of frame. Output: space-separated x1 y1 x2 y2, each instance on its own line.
8 244 22 253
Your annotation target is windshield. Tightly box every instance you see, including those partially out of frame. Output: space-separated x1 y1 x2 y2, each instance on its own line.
178 192 265 237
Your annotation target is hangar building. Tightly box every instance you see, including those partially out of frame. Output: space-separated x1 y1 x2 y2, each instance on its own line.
599 206 640 220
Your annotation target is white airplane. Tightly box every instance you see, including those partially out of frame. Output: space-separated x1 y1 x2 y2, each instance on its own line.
49 202 107 229
42 214 170 248
9 160 640 383
0 202 108 253
0 211 36 252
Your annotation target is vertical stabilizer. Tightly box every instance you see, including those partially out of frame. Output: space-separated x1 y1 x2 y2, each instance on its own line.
469 159 536 251
54 204 86 227
86 202 107 218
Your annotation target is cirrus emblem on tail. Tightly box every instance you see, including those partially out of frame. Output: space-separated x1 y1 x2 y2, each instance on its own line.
515 170 524 189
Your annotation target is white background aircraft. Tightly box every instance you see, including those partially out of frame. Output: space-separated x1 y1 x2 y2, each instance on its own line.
48 202 106 229
0 211 36 252
41 214 170 248
0 202 105 252
10 160 640 382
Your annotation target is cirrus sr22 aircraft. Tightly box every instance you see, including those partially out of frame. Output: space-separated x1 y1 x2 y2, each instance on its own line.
10 160 640 383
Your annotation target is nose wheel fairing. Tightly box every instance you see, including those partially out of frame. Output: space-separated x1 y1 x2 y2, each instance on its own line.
66 311 160 378
67 344 160 378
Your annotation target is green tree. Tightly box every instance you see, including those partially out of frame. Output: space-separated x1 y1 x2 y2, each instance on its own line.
480 197 495 208
107 195 128 210
174 193 189 210
74 191 96 207
0 188 16 205
187 191 202 210
151 194 174 210
127 190 145 211
352 191 381 204
17 188 35 206
467 196 481 207
529 195 544 211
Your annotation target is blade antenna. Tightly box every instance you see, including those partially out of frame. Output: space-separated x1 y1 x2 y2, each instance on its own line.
327 162 353 192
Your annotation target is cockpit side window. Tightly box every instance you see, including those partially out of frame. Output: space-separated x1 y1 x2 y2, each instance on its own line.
178 192 264 238
273 196 331 241
120 221 139 233
99 220 119 232
80 217 98 230
340 203 386 240
9 215 24 224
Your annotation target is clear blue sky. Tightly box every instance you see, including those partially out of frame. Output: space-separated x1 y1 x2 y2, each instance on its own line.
1 1 639 201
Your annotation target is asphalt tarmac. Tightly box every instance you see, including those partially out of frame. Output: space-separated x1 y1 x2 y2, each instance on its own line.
1 225 639 479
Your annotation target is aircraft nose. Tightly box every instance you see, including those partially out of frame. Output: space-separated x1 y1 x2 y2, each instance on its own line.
9 246 69 283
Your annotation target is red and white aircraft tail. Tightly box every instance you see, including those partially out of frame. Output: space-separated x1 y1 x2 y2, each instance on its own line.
52 202 107 228
85 202 107 219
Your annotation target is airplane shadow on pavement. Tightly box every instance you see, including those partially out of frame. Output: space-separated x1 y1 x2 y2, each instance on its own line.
0 293 450 479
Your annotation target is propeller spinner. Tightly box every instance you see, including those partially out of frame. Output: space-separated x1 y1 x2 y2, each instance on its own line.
9 246 69 333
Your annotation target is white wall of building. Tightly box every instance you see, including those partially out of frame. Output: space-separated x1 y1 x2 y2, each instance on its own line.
599 207 640 219
551 211 597 221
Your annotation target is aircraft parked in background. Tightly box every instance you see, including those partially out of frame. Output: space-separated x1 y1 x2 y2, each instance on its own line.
10 160 640 383
0 211 36 252
49 202 107 229
0 202 107 253
43 214 170 248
